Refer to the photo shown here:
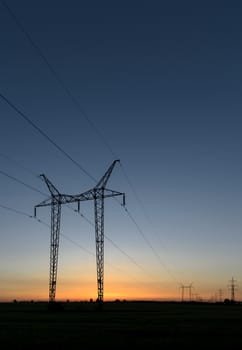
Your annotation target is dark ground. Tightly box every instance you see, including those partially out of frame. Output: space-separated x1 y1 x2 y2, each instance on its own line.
0 300 242 349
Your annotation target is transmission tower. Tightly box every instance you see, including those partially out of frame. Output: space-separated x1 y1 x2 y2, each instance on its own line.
34 160 125 304
218 289 223 303
228 277 238 302
180 283 193 302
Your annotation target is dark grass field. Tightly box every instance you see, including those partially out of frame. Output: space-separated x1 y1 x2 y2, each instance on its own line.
1 301 242 349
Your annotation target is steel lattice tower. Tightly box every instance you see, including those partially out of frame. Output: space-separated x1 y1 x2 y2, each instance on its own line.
228 277 237 302
34 160 125 304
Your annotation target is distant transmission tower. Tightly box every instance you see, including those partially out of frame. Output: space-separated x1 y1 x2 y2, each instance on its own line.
218 289 223 303
180 283 193 302
228 277 238 302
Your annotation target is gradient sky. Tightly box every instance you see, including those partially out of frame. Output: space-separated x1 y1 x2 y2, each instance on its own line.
0 0 242 302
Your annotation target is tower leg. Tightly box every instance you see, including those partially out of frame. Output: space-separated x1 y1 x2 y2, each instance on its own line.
94 191 104 304
49 201 61 302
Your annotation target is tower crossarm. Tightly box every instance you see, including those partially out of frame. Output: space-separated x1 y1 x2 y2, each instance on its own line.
35 197 53 208
68 189 97 202
96 188 125 201
73 188 125 211
34 194 81 214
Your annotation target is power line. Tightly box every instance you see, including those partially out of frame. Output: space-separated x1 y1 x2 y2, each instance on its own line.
75 206 159 280
123 205 180 284
0 160 128 271
104 234 153 276
0 166 158 283
0 0 180 287
0 152 93 223
0 169 46 196
119 161 167 250
0 203 32 218
0 119 181 288
0 92 96 182
1 0 161 250
0 152 38 177
115 161 180 284
0 202 95 256
2 0 169 257
0 202 158 288
1 152 181 286
1 0 177 259
0 0 117 159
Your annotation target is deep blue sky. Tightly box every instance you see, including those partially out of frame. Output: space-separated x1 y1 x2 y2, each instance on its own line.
0 0 242 301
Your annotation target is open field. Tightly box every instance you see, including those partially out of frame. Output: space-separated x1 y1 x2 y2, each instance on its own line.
1 301 242 348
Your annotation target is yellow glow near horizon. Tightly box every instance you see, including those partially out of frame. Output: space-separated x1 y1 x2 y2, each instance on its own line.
0 269 235 303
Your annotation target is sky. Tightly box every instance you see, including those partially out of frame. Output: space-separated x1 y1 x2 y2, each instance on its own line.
0 0 242 302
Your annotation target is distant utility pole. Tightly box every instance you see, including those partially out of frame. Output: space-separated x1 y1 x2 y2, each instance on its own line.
228 277 238 302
